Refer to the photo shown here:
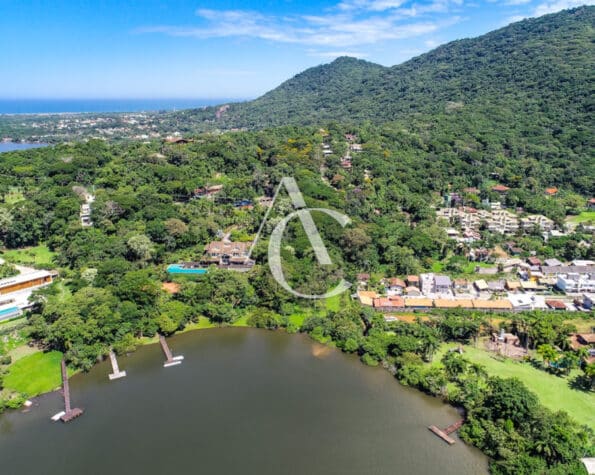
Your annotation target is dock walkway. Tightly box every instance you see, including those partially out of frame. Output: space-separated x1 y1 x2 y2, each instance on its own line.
159 334 184 367
428 418 464 445
108 350 127 380
56 359 83 422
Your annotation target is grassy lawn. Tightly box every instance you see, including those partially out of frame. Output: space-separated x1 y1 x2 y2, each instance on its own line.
324 294 343 312
288 313 308 327
3 350 75 396
232 314 250 327
2 244 56 267
567 211 595 224
435 343 595 431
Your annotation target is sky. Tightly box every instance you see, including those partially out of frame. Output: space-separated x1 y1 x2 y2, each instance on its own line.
1 0 592 99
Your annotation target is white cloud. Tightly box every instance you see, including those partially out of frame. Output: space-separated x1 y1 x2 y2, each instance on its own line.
532 0 594 16
139 1 462 48
505 0 532 4
308 50 369 58
338 0 407 11
504 14 529 23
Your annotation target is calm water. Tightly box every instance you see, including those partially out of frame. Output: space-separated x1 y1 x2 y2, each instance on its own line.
0 329 487 475
0 98 239 114
0 142 48 153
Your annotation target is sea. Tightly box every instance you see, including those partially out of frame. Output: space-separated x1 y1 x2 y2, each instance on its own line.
0 98 239 115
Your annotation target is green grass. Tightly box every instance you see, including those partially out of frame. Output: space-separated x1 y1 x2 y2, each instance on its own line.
567 211 595 224
288 313 307 327
3 351 75 396
232 314 251 327
2 244 56 267
324 294 342 312
435 343 595 431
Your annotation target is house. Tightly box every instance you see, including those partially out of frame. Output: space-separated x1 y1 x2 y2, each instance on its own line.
434 299 474 309
588 198 595 210
0 270 53 296
472 299 513 311
373 296 404 312
80 203 92 227
506 242 523 255
357 273 370 288
569 335 595 365
521 280 543 291
576 334 595 346
582 293 594 310
349 143 363 152
464 187 480 194
544 187 558 196
164 136 191 144
491 330 520 346
527 257 542 267
202 240 254 269
556 273 595 293
491 184 510 194
194 185 223 198
234 199 253 210
476 266 498 275
520 215 555 232
404 297 433 309
406 275 420 288
453 279 469 293
543 258 564 267
506 280 522 291
257 196 274 208
546 299 567 311
468 248 491 262
474 280 489 292
386 278 406 295
508 294 536 311
405 286 421 296
433 275 452 294
357 291 378 306
487 280 506 292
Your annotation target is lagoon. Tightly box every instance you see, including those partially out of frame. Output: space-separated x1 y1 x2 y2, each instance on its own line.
0 329 487 474
0 142 48 153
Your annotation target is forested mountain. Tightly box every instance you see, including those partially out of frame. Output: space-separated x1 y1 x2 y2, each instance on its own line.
191 7 593 128
172 6 594 194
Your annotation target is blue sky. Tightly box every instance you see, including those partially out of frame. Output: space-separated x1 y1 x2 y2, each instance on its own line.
1 0 591 99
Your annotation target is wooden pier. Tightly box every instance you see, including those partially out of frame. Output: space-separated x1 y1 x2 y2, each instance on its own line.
57 359 83 422
428 418 464 445
108 349 127 380
159 334 184 367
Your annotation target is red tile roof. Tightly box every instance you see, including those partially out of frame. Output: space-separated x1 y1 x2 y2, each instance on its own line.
545 299 566 310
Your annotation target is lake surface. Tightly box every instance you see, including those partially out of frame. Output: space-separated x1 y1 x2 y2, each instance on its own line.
0 142 48 153
0 329 487 475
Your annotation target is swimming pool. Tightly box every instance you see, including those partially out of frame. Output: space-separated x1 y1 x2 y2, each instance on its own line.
0 306 21 321
167 264 208 275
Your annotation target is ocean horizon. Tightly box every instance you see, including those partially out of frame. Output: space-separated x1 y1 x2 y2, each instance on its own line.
0 98 244 115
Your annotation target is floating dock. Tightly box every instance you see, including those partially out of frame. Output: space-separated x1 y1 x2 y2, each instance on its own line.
159 334 184 367
108 350 127 380
51 359 83 423
428 419 464 445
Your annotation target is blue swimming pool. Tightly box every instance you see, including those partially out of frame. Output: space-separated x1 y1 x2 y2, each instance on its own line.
0 306 21 320
167 264 208 275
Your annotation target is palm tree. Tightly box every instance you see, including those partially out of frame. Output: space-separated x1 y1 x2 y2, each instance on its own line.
537 344 559 370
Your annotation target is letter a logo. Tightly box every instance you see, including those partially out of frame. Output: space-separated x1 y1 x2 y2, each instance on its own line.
249 177 351 299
